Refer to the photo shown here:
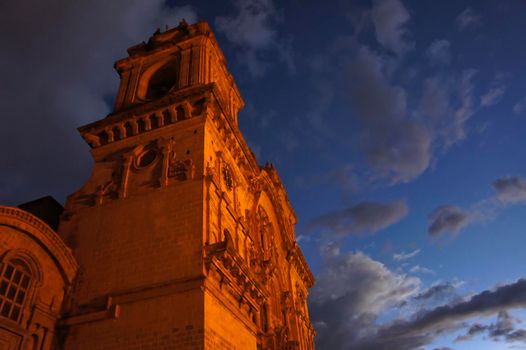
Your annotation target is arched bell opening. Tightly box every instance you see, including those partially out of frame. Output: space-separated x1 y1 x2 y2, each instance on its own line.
136 56 181 102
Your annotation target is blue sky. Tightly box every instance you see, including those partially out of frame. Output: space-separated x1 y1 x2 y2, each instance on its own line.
2 0 526 349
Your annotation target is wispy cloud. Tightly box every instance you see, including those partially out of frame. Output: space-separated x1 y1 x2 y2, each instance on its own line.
394 249 421 261
414 280 463 304
371 0 414 55
410 265 435 275
480 74 508 107
513 96 526 114
456 7 483 31
417 69 478 149
426 39 451 65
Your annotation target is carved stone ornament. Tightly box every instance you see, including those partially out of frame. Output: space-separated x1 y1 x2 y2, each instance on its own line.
222 164 234 190
96 168 121 205
168 159 195 181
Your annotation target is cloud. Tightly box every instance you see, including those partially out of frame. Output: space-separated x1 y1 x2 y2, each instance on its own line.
456 7 482 31
0 0 196 205
311 241 526 350
455 323 487 341
427 175 526 237
513 96 526 114
371 0 414 55
414 281 461 304
330 164 360 193
366 279 526 349
426 39 451 65
456 311 526 343
215 0 293 76
507 329 526 342
347 50 479 184
493 176 526 204
393 249 421 261
480 74 507 107
418 69 478 149
309 200 408 236
347 46 432 183
428 205 471 236
451 69 478 145
311 246 421 350
391 279 526 334
480 87 506 107
311 4 481 188
410 265 435 275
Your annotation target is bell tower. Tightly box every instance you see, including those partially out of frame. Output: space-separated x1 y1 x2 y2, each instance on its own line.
58 20 315 350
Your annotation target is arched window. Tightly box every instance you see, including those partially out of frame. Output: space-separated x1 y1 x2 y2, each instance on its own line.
0 259 31 322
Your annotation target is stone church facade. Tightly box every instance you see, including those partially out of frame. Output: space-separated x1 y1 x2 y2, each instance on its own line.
0 21 315 349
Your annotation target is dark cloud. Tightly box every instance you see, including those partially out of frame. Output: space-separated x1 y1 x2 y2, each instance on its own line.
456 311 526 344
428 205 471 236
426 175 526 238
492 176 526 204
347 46 432 183
456 7 482 31
311 241 526 350
455 323 487 341
346 51 478 184
0 0 196 204
363 279 526 349
309 200 408 236
304 1 482 188
310 246 420 350
370 0 414 55
390 279 526 335
507 329 526 342
215 0 294 76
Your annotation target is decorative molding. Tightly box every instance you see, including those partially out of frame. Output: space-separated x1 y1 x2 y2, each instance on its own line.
58 297 120 327
286 243 315 289
204 239 267 312
0 206 78 283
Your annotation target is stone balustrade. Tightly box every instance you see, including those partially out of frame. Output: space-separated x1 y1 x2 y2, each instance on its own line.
82 102 193 148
